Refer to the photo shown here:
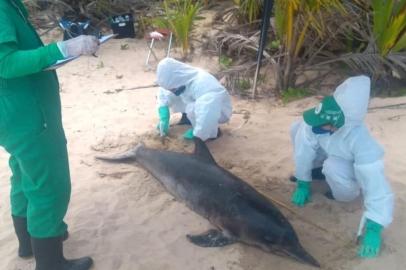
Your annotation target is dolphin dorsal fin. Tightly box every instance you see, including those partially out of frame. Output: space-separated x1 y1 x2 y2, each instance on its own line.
193 138 217 164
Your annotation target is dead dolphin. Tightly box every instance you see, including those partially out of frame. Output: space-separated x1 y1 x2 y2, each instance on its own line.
96 138 320 267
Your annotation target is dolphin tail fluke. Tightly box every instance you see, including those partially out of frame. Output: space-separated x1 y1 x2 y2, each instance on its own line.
95 143 144 163
287 244 320 268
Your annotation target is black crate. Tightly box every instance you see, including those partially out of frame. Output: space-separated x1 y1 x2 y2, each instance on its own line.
110 13 136 39
59 13 101 41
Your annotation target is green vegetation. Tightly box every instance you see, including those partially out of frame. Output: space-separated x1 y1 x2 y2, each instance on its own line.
236 78 251 90
25 0 405 99
120 44 129 50
153 0 203 58
233 0 263 23
219 55 233 69
372 0 406 55
281 87 311 104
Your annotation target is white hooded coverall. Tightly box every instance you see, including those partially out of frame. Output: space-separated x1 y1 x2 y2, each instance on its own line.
291 76 394 228
156 58 233 141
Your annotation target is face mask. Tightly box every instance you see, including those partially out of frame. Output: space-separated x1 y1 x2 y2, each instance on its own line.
173 85 186 96
312 126 332 135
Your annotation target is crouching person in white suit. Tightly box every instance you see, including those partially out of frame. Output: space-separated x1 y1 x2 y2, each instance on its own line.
156 58 232 141
290 75 394 258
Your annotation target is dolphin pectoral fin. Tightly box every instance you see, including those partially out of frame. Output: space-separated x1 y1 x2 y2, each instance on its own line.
186 229 235 247
193 138 217 164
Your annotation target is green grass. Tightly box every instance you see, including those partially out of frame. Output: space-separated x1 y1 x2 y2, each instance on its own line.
120 44 129 50
267 39 281 50
219 55 233 69
393 88 406 97
236 78 251 90
234 78 252 97
281 87 311 103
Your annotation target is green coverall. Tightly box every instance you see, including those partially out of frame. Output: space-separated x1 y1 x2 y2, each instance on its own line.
0 0 71 238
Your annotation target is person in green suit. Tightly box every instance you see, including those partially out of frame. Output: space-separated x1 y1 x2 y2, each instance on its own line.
0 1 99 269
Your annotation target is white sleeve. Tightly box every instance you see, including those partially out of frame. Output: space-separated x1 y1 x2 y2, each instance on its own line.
351 129 394 227
293 121 319 182
354 160 394 227
157 87 173 107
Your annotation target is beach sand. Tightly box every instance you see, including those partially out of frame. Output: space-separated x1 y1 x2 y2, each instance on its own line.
1 37 405 270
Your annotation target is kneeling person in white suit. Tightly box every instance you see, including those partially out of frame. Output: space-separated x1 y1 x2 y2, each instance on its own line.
290 75 394 258
156 58 232 141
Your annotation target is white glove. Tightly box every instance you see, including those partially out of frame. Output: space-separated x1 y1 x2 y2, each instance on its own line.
57 35 100 58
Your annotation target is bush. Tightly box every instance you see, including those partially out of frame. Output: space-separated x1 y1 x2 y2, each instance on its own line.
153 0 203 58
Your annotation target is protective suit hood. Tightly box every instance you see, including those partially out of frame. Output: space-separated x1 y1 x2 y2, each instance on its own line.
156 58 199 90
333 76 371 126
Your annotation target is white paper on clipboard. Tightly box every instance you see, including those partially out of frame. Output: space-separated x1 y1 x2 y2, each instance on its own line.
45 34 117 71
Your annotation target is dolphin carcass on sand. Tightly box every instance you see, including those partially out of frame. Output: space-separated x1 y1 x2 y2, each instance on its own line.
96 138 320 267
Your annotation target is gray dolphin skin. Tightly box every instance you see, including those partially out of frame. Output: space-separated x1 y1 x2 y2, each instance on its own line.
96 138 320 267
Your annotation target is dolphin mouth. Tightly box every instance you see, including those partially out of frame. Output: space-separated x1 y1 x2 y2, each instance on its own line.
261 243 320 268
282 245 320 268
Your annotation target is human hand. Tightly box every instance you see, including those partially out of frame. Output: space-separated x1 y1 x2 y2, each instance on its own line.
291 180 311 207
358 219 383 258
58 35 99 58
183 128 194 140
158 106 170 136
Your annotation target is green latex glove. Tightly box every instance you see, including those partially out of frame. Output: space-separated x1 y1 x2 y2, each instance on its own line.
183 128 194 140
358 219 383 258
291 180 311 207
158 106 170 136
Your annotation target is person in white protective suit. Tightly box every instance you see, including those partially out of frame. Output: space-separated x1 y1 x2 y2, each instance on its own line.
156 58 233 141
290 75 394 259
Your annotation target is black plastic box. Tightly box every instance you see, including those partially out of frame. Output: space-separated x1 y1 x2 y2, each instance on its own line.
59 13 101 41
110 13 136 39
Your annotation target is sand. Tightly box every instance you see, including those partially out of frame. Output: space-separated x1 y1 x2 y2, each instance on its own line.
1 36 406 270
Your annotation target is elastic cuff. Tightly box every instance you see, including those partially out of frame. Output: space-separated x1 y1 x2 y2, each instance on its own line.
49 42 65 61
366 219 383 232
297 180 311 188
365 212 391 228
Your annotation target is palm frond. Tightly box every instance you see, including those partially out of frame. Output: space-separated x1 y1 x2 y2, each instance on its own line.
233 0 263 24
215 30 271 58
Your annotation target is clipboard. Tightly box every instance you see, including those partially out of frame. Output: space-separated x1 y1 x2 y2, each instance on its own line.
45 34 117 71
